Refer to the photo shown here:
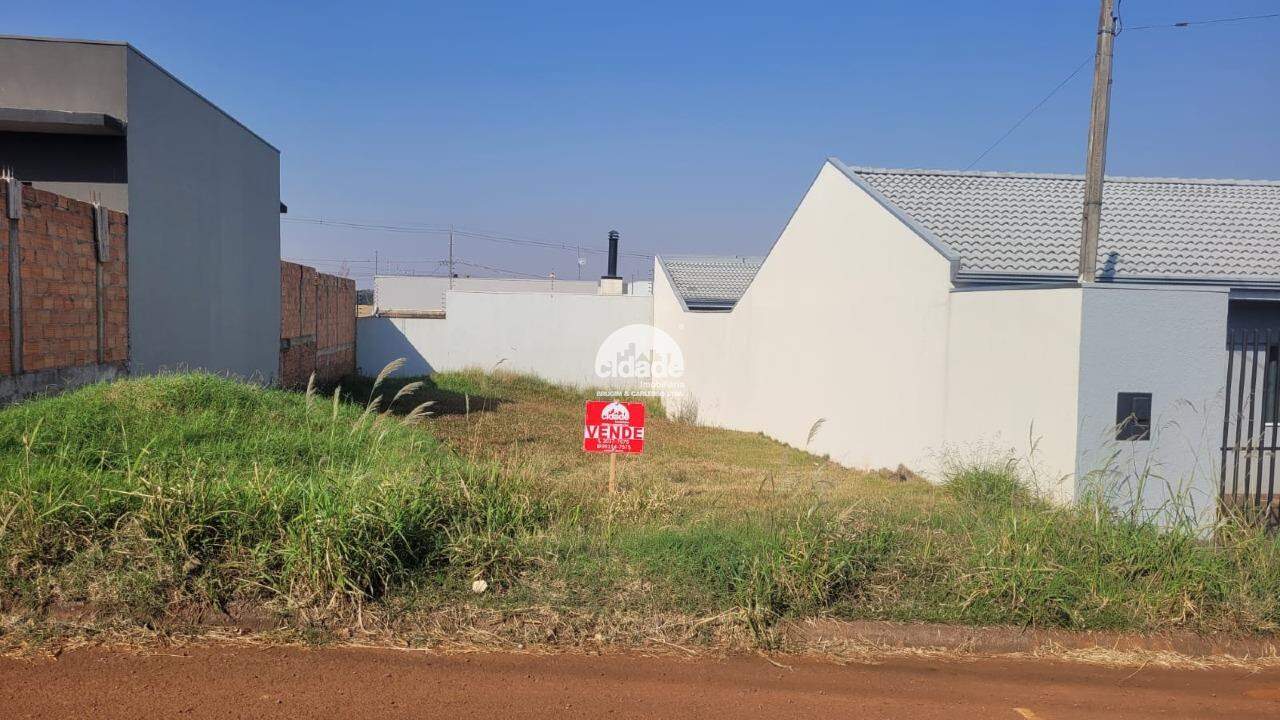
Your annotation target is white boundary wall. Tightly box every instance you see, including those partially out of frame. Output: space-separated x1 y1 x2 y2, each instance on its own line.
358 290 651 387
375 276 603 312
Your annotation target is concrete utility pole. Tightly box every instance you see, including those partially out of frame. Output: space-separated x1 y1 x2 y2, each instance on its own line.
1079 0 1118 282
448 225 455 288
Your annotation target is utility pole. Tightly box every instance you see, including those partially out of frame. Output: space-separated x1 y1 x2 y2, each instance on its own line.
448 224 455 289
1079 0 1118 282
373 250 378 277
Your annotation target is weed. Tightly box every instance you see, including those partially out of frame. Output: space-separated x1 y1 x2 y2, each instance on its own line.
945 461 1036 512
0 372 548 617
4 369 1280 645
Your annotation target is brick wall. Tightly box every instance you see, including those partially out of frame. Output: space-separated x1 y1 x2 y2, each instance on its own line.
279 261 355 388
0 181 129 401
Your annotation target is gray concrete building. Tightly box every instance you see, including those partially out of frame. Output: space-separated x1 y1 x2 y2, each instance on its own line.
0 35 281 380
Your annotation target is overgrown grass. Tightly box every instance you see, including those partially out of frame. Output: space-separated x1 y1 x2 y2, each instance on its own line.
712 466 1280 635
405 371 1280 636
3 369 1280 644
0 373 549 618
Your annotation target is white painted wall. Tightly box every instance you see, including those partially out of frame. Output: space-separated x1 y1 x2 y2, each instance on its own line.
374 276 653 312
374 276 601 312
358 290 652 387
655 161 955 470
1075 285 1229 526
944 287 1083 502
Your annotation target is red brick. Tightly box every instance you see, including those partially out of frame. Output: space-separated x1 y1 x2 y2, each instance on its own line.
0 187 129 375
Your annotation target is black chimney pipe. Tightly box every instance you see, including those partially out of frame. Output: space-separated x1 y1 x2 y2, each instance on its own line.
606 230 620 279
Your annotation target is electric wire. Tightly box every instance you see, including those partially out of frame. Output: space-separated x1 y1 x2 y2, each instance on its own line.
964 55 1094 170
282 216 654 259
963 6 1276 169
1126 12 1280 31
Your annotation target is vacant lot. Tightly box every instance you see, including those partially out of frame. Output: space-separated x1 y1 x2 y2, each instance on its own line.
3 369 1280 653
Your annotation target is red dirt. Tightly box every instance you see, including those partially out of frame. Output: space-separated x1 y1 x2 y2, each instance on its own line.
3 646 1280 719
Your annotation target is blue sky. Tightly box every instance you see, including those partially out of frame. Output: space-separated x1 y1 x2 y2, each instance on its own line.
10 1 1280 286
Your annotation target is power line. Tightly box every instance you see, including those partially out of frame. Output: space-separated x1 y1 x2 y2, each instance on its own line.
282 216 655 259
962 7 1277 170
964 55 1094 170
452 260 550 279
283 255 555 280
454 227 653 260
281 217 451 234
1125 12 1280 31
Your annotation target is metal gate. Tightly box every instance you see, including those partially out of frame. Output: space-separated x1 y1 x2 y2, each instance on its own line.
1221 329 1280 522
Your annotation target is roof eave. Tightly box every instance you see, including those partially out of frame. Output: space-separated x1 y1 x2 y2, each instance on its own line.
840 164 1280 187
0 107 126 135
955 270 1280 290
654 255 695 313
684 301 737 312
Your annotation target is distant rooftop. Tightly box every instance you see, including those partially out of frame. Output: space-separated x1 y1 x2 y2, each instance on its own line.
837 161 1280 286
660 255 764 310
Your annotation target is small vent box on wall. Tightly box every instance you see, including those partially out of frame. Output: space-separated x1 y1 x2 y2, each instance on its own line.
1115 392 1152 441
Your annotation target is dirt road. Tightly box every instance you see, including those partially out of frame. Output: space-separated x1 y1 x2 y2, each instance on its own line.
3 645 1279 719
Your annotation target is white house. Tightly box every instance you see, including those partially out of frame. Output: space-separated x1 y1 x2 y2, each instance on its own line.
654 159 1280 523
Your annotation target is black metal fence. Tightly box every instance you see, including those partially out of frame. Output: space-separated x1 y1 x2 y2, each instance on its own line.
1221 329 1280 521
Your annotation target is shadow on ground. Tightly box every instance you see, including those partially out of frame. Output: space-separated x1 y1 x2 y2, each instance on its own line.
330 375 506 417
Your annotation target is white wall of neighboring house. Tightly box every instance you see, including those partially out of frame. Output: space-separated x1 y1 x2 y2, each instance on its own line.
358 290 651 387
1075 284 1230 525
943 286 1084 502
655 161 955 470
651 267 741 419
654 162 1234 520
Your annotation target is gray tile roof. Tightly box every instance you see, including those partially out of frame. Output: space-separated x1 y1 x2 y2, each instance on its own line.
660 255 764 309
846 165 1280 285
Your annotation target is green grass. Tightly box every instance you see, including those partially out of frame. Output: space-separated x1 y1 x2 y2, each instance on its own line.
0 373 549 617
3 370 1280 645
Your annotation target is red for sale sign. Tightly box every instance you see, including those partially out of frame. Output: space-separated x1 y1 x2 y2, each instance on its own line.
583 401 646 454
